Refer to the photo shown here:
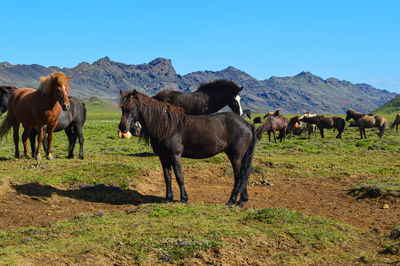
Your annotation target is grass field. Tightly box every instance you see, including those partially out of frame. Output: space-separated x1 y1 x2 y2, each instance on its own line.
1 101 400 264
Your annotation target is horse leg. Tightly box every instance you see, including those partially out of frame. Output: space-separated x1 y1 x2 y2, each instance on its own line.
22 126 32 159
363 128 367 139
65 125 76 159
35 127 44 160
359 127 363 139
46 124 56 160
320 127 324 138
273 130 277 143
268 131 271 142
171 154 188 203
13 123 20 158
160 156 173 203
396 124 398 133
75 125 84 160
226 155 242 206
29 129 36 158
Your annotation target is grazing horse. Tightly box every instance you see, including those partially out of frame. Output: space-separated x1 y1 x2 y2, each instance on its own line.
253 117 262 124
241 109 251 119
300 115 345 138
0 72 71 160
256 113 288 142
0 85 17 116
153 79 243 116
390 114 400 133
345 109 387 138
119 90 257 206
286 116 308 135
29 97 86 159
300 111 317 138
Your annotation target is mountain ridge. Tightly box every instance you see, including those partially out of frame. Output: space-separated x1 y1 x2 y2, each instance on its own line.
0 57 395 114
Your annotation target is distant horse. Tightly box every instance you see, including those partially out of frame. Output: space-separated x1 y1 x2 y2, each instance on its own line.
286 116 308 135
263 110 280 119
0 72 71 160
300 111 317 138
256 112 288 142
345 109 387 139
0 85 17 116
300 115 345 138
29 97 86 159
241 109 251 119
253 117 262 124
119 90 256 206
0 87 86 159
390 114 400 133
153 79 243 116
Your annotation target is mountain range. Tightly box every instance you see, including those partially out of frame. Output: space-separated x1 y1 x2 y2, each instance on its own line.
0 57 396 114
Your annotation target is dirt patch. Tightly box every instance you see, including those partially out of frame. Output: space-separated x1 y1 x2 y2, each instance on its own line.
0 166 399 232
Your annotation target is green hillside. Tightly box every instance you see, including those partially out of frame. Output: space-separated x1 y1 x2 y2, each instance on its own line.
374 94 400 114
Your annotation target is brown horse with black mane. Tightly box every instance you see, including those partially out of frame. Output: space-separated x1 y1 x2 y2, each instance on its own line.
0 72 71 160
256 111 288 142
300 115 345 138
119 90 257 206
346 109 387 139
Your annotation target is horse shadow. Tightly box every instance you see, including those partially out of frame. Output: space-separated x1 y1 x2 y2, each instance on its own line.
12 183 163 205
128 152 155 157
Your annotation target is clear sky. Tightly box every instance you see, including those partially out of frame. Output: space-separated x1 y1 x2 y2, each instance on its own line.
1 0 399 92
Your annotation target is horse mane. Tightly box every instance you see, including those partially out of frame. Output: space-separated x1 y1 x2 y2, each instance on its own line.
38 72 68 95
0 85 17 94
196 79 242 95
120 90 186 142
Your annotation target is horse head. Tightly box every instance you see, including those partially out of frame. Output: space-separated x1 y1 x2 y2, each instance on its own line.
345 109 354 121
119 89 140 134
49 73 71 111
227 86 243 116
0 85 17 116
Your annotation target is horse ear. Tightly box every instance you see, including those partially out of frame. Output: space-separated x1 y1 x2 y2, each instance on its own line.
120 90 124 95
132 90 138 96
66 75 72 81
50 74 56 80
238 86 244 93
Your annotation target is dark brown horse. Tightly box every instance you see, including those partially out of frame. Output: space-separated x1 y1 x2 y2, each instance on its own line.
0 85 17 116
286 116 308 135
153 79 243 116
390 114 400 133
0 72 71 160
119 90 256 206
346 109 387 138
256 113 288 142
299 115 345 138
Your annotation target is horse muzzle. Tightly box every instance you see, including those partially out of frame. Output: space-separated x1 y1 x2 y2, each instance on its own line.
62 103 70 111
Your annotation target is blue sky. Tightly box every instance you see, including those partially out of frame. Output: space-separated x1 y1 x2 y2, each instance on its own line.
1 0 399 92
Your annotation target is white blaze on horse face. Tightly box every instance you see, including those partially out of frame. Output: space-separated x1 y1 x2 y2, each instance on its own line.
235 95 243 116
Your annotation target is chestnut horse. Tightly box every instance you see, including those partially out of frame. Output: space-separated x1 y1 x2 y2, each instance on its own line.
119 90 256 206
286 116 308 135
345 109 387 139
0 72 71 160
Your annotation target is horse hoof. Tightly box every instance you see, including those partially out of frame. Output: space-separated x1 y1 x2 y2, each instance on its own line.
78 156 84 160
164 198 172 204
226 201 236 207
67 155 73 159
36 156 42 161
25 154 32 159
47 154 54 160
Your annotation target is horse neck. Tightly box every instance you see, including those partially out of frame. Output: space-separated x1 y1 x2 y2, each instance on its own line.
197 90 230 112
352 112 365 120
39 90 61 111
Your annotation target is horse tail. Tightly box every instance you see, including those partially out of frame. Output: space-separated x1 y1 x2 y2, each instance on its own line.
378 119 387 138
0 112 13 140
238 125 257 202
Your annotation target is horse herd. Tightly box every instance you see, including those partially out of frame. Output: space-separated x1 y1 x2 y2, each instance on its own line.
0 72 398 206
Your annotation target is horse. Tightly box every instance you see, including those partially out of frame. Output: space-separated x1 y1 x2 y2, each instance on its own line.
299 111 317 139
256 112 288 142
29 97 86 159
0 85 18 116
0 86 86 159
345 109 387 138
299 115 345 138
241 109 251 119
390 114 400 133
153 79 243 116
286 116 308 135
119 89 257 206
253 117 262 124
0 72 71 160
